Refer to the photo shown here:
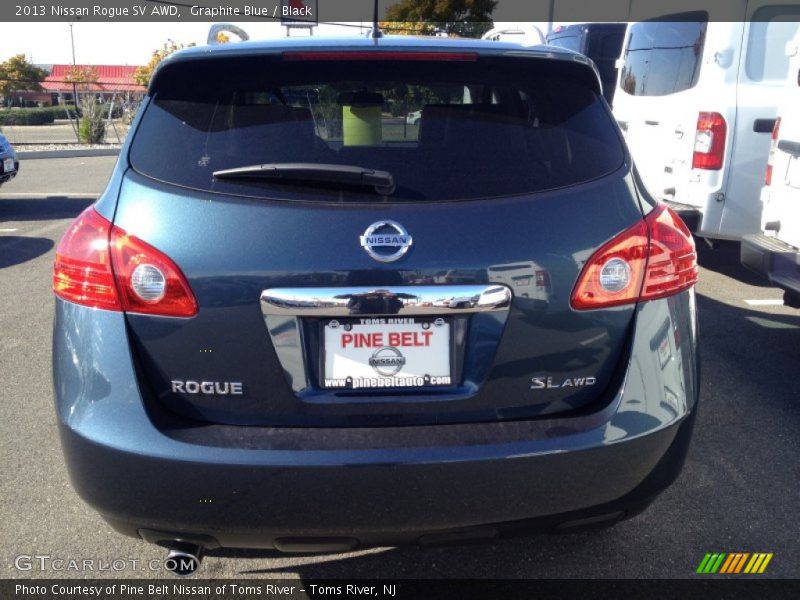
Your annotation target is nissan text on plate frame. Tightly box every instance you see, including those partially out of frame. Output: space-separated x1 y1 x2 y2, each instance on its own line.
51 35 700 573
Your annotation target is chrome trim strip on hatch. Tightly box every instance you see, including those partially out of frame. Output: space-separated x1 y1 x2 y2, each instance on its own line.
260 285 512 317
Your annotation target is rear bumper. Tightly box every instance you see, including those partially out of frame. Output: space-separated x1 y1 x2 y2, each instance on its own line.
741 233 800 302
0 157 18 183
53 292 699 549
60 412 695 549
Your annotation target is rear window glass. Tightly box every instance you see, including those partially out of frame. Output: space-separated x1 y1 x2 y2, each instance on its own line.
588 32 625 60
620 14 707 97
548 34 582 53
130 55 624 202
746 7 800 82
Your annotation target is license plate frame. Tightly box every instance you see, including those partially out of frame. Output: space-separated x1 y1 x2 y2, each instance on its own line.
319 317 455 390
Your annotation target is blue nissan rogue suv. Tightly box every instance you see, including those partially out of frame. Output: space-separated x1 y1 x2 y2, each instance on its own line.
52 36 699 574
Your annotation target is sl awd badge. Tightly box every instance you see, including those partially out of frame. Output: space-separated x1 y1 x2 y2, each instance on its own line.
360 221 412 263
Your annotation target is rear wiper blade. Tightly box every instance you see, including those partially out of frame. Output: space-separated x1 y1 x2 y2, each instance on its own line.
213 162 395 195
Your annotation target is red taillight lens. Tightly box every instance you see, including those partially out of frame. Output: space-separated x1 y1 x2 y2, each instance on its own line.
571 205 698 310
692 111 726 170
765 116 781 186
535 270 551 288
570 220 649 310
282 51 478 62
109 226 198 317
54 207 120 310
53 207 197 317
642 206 698 300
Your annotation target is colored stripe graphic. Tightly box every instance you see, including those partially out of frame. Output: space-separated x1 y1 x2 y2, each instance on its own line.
734 553 750 573
721 553 749 574
700 552 773 574
697 553 713 573
700 553 727 573
759 553 773 573
719 554 736 574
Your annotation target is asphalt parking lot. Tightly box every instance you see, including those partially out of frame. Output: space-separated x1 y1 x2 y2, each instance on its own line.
1 156 799 579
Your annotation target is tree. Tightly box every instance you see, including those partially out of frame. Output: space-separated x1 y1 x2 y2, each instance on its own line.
381 0 498 38
64 65 99 90
134 41 195 88
0 54 48 102
78 96 105 144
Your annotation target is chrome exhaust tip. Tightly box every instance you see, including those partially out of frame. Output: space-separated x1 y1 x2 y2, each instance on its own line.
165 543 203 576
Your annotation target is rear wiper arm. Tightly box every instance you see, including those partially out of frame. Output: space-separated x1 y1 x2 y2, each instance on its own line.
213 162 395 195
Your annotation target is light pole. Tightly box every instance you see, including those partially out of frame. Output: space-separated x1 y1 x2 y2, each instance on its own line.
68 22 79 134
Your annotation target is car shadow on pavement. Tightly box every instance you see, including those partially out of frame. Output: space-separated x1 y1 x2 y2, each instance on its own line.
695 239 769 287
0 236 54 269
218 528 622 578
0 195 94 222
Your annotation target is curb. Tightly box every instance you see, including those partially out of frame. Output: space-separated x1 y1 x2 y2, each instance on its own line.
17 148 121 160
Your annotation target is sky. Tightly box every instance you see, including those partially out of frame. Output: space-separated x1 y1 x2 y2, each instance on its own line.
0 21 553 66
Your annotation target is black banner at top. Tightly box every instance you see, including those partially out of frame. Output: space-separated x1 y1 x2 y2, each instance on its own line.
2 0 798 23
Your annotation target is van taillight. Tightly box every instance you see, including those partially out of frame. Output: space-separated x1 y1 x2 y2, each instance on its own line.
692 112 726 170
765 117 781 186
571 205 698 310
53 207 197 317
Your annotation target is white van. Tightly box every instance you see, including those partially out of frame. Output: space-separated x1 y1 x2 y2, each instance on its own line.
612 2 800 241
741 28 800 307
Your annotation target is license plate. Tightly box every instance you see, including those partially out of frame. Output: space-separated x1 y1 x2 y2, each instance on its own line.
322 318 452 390
786 155 800 189
2 158 13 173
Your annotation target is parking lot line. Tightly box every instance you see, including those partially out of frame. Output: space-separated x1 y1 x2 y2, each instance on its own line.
744 298 784 306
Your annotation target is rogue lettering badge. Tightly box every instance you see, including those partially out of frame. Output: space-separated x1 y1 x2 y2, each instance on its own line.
360 220 413 263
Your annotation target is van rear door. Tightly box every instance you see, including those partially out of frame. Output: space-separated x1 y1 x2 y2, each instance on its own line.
584 24 625 105
613 15 712 209
722 8 800 238
763 28 800 251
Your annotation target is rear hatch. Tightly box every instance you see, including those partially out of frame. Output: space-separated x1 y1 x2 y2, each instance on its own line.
116 43 643 427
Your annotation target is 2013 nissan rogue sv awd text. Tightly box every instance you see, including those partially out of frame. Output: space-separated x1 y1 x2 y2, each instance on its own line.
52 37 700 575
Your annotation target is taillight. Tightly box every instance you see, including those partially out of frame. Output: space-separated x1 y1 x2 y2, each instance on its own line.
571 205 698 310
109 224 198 317
53 207 197 317
765 117 781 186
535 270 551 288
53 207 120 311
692 112 726 170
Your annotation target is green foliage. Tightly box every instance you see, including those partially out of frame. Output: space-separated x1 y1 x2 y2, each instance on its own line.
64 65 99 88
0 107 55 125
382 0 497 38
389 101 406 118
0 54 49 99
134 41 195 88
46 105 79 120
312 85 344 139
0 103 123 126
78 97 105 143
